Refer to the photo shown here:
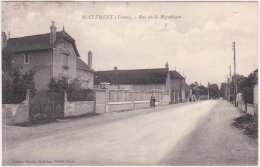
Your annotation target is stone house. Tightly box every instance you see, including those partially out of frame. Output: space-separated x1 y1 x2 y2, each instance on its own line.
2 22 94 91
169 70 190 103
182 82 191 102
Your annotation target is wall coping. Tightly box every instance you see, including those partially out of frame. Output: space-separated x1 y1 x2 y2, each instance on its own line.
134 101 150 103
108 101 132 105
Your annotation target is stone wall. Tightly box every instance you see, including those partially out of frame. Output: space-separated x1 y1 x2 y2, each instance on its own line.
237 102 255 116
108 102 133 112
2 90 30 125
134 101 150 109
64 101 94 117
2 104 29 125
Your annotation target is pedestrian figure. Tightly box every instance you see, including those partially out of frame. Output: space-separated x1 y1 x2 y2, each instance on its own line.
150 95 156 108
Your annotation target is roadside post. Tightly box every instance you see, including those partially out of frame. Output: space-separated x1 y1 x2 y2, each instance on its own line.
100 82 110 112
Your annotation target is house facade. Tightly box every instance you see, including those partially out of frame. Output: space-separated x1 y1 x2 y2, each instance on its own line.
2 22 94 90
169 70 190 103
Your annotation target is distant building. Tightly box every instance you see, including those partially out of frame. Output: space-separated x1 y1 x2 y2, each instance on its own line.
220 83 227 99
198 85 208 100
169 70 190 103
190 82 200 101
94 64 190 104
2 22 94 90
94 65 171 94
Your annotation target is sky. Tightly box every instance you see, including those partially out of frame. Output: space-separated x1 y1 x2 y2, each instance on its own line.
2 1 258 86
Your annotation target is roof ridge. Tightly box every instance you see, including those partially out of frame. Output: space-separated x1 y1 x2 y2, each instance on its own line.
96 68 167 72
8 31 65 40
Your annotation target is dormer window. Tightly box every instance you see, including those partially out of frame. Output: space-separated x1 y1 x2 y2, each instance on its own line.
24 54 29 64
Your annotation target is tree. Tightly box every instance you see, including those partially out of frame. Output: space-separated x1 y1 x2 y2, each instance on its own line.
48 77 93 101
2 65 36 104
239 69 258 112
209 84 220 99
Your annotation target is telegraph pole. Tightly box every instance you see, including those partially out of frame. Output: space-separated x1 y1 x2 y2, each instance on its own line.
208 82 210 100
229 65 232 80
232 41 237 107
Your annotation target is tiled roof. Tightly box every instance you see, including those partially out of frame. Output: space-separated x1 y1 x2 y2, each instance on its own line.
169 71 184 79
76 58 92 72
4 31 80 57
94 68 168 85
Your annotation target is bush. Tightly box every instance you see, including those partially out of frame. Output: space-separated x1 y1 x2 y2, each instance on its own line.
2 66 36 104
48 77 94 101
239 69 257 105
67 89 93 101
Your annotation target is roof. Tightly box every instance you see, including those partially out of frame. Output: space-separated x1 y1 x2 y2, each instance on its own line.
169 71 184 79
4 31 80 57
183 82 190 90
199 85 207 89
76 58 92 72
94 68 168 85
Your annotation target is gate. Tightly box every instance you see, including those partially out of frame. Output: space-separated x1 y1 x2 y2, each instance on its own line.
29 91 64 121
95 89 106 113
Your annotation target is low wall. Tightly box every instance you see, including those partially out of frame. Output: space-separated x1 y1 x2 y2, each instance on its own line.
65 101 94 117
108 102 133 112
2 103 29 125
134 101 150 109
98 100 168 113
96 104 106 113
162 95 170 105
237 102 255 116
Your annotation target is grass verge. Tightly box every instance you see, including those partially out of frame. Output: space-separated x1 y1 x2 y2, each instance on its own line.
232 114 258 139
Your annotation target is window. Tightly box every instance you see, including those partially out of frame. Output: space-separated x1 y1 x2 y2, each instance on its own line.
61 53 69 69
24 54 29 64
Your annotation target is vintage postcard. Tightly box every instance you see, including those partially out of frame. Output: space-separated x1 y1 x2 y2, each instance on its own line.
1 1 258 166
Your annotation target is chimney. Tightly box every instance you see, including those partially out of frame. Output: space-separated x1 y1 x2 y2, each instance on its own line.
2 32 7 48
88 50 92 69
50 21 57 44
165 61 169 70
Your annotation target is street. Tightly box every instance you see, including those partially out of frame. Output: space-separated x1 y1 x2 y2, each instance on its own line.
3 100 257 165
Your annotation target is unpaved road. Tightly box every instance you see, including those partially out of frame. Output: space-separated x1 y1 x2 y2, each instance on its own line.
3 100 257 165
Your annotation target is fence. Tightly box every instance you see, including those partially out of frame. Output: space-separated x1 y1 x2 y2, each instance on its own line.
95 88 170 113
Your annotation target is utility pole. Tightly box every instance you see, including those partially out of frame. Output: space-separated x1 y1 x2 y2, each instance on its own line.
232 41 237 107
229 65 232 80
229 65 231 101
208 82 210 100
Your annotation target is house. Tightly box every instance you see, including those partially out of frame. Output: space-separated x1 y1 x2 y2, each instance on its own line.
94 63 190 104
169 70 190 103
94 63 171 94
182 82 191 102
2 22 94 90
